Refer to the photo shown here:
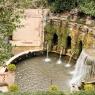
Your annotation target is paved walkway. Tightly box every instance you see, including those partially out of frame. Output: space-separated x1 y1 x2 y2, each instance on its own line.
0 67 15 92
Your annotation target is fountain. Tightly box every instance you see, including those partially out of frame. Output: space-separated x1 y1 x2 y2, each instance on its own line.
56 50 62 64
65 63 71 67
70 49 95 91
65 55 72 67
15 51 74 92
45 44 51 62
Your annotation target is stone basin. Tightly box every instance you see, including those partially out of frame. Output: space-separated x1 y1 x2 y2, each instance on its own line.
15 52 75 92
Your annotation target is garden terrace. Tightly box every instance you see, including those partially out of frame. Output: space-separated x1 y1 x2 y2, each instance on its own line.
45 15 95 58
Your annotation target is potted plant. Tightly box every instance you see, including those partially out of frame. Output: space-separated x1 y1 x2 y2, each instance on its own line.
9 84 19 92
7 64 16 72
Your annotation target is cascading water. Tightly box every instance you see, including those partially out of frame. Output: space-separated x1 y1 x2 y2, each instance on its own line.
70 49 95 91
45 44 51 62
56 50 62 64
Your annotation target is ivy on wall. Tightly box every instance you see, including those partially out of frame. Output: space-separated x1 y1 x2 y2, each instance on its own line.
44 19 94 57
70 25 80 57
83 32 93 48
58 21 69 53
0 0 23 65
79 0 95 16
44 20 56 49
45 20 81 56
44 20 69 53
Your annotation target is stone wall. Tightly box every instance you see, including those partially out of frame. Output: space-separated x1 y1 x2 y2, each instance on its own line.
10 9 48 54
45 13 95 56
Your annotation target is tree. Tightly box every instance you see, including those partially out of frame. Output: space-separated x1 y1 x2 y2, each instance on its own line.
32 0 48 8
79 0 95 16
48 0 77 13
46 0 95 16
18 0 48 8
0 0 22 65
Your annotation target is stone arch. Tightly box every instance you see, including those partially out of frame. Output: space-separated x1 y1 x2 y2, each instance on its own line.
52 33 58 46
66 36 71 49
79 41 83 55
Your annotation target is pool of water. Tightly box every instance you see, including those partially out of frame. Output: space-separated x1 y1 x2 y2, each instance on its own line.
15 53 75 92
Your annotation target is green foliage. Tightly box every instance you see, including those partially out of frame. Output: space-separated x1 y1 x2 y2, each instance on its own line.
7 64 16 72
0 0 23 65
47 0 95 16
9 84 19 92
45 20 70 51
15 0 95 16
71 90 95 95
83 33 93 49
0 91 95 95
0 91 65 95
0 0 21 36
79 0 95 16
0 37 12 65
86 60 93 65
58 22 69 49
49 85 59 92
44 21 56 48
48 0 77 13
32 0 48 8
18 0 48 8
45 22 56 35
84 84 94 91
16 0 33 8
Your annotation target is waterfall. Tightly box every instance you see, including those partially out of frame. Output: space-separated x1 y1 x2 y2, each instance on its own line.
70 49 95 91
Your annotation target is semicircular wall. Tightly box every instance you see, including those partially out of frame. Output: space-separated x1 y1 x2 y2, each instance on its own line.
0 50 44 73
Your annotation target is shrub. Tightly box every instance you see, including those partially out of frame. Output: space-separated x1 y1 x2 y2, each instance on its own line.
84 84 94 91
49 85 59 92
48 0 76 13
9 84 19 92
79 0 95 16
1 91 95 95
4 91 64 95
86 60 93 65
71 90 95 95
33 91 65 95
7 64 16 72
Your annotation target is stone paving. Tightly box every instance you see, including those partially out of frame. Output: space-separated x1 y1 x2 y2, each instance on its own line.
0 72 15 92
15 53 75 92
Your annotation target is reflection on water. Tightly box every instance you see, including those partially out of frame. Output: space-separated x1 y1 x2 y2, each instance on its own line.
15 53 75 92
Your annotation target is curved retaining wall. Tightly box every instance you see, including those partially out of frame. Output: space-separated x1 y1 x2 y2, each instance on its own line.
0 50 44 73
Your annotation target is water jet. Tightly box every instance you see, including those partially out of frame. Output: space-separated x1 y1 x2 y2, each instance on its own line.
56 50 62 64
45 44 51 62
65 64 71 67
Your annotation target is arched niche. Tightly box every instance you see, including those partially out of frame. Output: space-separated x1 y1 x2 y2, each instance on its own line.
52 33 58 46
79 41 83 55
51 33 58 51
66 36 71 49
